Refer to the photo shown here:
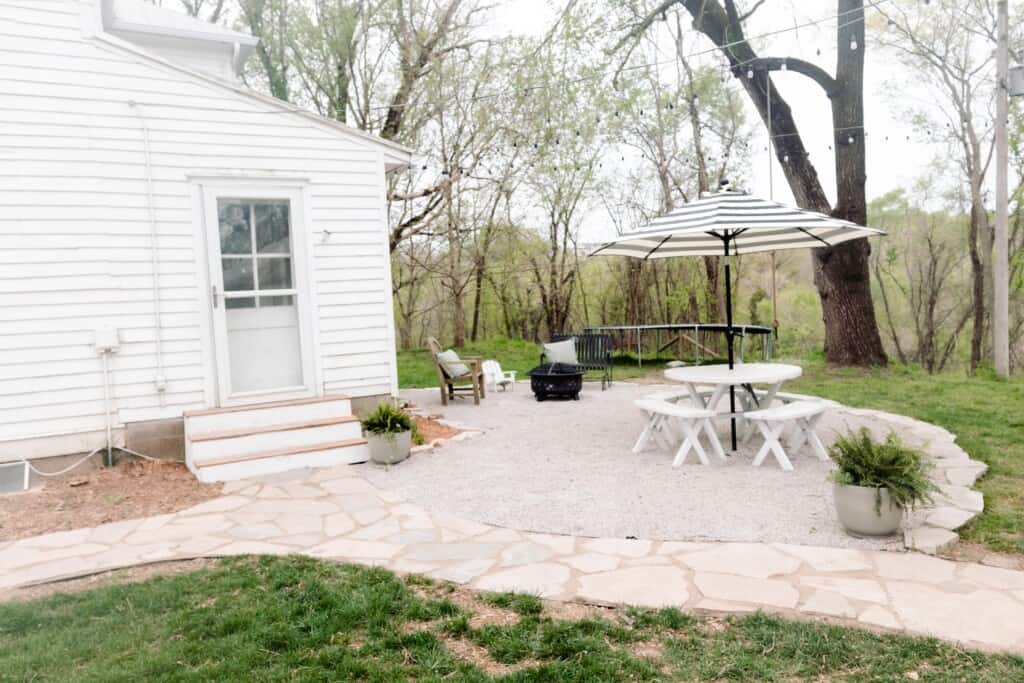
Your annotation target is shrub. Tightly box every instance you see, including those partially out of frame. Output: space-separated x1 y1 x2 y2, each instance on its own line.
361 402 413 436
829 428 936 511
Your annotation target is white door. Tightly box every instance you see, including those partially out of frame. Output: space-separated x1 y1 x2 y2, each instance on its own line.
203 188 316 405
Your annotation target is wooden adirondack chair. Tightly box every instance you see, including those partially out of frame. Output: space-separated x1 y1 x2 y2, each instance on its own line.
427 337 485 405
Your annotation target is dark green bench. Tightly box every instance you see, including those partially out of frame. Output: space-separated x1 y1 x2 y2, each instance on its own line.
541 333 613 390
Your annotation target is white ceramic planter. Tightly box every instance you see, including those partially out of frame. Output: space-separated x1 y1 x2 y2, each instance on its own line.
367 430 412 466
833 483 903 536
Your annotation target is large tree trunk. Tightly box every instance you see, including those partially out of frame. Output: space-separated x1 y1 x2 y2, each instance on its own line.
666 0 887 366
818 1 887 365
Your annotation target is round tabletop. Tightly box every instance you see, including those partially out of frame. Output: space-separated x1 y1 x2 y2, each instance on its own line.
664 362 802 386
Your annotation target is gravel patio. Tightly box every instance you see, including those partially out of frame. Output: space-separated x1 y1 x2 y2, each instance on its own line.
362 382 973 552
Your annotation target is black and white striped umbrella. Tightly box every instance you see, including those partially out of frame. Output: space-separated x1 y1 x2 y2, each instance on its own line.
588 187 884 451
588 189 883 259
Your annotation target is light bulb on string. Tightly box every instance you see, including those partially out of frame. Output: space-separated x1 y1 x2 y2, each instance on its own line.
850 36 858 51
780 60 787 71
747 67 755 79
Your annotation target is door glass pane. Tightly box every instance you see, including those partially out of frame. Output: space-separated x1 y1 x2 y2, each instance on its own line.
222 258 254 291
225 296 256 310
259 295 295 307
218 201 251 254
255 203 290 254
257 257 292 290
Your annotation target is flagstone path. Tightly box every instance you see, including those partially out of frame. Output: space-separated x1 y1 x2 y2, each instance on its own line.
2 459 1023 653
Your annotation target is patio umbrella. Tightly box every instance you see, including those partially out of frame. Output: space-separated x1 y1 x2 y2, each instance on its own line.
588 184 885 450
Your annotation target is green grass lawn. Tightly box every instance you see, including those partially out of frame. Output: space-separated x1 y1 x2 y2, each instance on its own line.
787 360 1024 555
397 337 680 389
3 555 1023 681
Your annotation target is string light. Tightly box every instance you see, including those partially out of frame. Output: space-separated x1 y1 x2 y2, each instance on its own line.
747 67 755 79
780 60 787 71
850 35 858 50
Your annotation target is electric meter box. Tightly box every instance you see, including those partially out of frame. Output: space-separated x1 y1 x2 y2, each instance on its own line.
93 327 120 353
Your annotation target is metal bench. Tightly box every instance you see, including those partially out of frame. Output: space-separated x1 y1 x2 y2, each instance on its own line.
542 333 613 390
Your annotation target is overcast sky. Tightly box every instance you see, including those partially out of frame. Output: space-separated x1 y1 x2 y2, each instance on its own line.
492 0 934 241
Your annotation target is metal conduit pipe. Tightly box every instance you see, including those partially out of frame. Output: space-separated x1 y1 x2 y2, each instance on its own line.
128 101 167 405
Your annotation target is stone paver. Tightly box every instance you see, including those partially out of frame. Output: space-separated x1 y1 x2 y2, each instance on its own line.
473 563 571 598
576 567 690 607
801 590 858 619
677 543 801 578
799 576 889 604
694 572 801 609
0 403 1019 654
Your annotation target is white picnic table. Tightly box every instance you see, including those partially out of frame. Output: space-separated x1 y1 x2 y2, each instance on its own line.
663 363 803 449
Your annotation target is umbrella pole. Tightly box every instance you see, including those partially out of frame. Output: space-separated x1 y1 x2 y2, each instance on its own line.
723 239 737 451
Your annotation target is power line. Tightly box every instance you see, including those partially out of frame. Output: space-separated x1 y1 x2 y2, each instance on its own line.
366 0 894 114
123 0 891 122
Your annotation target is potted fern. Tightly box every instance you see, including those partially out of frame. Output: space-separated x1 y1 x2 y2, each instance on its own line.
362 402 414 465
830 428 935 536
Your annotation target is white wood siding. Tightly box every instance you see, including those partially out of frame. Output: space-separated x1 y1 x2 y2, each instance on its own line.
0 0 400 446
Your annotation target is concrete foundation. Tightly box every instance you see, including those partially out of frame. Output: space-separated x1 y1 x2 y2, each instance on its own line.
125 417 185 462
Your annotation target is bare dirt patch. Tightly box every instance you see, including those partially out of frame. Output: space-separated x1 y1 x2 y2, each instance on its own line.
0 558 221 603
544 599 608 621
410 582 521 629
942 541 1024 570
440 634 541 676
414 415 461 443
0 460 222 542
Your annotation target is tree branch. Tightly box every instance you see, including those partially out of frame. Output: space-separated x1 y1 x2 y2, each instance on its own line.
739 57 839 97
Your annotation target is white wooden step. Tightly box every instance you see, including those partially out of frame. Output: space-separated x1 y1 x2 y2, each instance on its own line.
191 439 369 484
184 395 352 434
189 416 362 466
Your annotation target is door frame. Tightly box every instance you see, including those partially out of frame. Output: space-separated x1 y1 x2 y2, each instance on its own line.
191 177 321 407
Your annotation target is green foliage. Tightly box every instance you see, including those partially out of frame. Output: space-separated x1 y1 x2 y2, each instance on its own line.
361 402 413 435
4 556 1024 681
397 337 674 389
747 288 767 326
410 420 425 446
828 428 936 511
479 592 543 617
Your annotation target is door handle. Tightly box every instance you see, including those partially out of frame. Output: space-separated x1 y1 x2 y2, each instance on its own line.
211 284 220 308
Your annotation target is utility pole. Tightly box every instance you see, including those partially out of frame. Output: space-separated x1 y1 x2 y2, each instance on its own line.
994 0 1010 378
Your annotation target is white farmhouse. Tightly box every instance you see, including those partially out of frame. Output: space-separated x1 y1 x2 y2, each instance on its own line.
0 1 411 483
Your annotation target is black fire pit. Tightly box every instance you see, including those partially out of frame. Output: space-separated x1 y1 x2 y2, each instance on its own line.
527 363 584 401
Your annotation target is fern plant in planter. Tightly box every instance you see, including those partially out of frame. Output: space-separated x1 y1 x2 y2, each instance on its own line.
362 403 414 465
830 428 936 537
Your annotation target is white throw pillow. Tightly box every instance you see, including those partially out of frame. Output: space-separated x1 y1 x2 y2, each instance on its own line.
436 349 470 378
543 339 578 365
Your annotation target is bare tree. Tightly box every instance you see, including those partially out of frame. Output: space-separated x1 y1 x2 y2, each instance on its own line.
879 0 999 372
238 0 291 101
146 0 227 21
